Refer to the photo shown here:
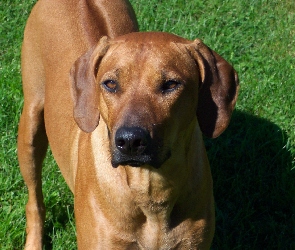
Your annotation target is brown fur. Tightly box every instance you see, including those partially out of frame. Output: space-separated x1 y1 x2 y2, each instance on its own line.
18 1 238 249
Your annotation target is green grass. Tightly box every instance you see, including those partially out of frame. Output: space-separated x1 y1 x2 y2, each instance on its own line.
1 0 294 249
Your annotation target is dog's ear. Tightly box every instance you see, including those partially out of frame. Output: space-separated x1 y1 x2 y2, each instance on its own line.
70 36 109 133
189 39 239 138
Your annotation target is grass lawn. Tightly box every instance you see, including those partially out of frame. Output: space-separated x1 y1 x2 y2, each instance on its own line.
1 0 294 249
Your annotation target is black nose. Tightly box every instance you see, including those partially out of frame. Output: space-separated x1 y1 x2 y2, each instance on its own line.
115 127 150 156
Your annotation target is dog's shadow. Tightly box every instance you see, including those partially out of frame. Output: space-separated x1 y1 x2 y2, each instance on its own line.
206 110 295 249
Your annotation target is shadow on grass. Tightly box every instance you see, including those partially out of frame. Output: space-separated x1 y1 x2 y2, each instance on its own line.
206 110 295 249
40 163 76 250
43 199 75 250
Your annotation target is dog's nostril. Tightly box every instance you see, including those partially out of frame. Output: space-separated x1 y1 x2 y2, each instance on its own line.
134 138 147 147
117 139 125 147
133 139 140 148
115 127 150 156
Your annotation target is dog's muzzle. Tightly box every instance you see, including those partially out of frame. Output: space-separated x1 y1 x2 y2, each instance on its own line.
111 126 169 168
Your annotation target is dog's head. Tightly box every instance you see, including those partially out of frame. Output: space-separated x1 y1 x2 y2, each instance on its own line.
70 32 239 168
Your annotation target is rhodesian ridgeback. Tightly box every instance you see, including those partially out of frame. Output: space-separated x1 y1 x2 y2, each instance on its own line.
18 0 239 249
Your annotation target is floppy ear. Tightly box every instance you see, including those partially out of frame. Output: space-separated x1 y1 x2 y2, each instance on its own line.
189 39 239 138
70 36 109 133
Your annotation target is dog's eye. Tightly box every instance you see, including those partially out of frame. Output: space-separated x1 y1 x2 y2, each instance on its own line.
102 80 118 93
161 80 180 93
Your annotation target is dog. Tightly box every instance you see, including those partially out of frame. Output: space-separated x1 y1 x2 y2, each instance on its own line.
18 0 239 249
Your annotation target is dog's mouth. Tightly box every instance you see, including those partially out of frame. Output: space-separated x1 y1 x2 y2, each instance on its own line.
111 155 152 168
110 126 170 169
111 153 171 169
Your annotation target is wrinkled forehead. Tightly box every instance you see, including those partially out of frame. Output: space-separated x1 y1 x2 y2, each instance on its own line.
102 33 195 71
